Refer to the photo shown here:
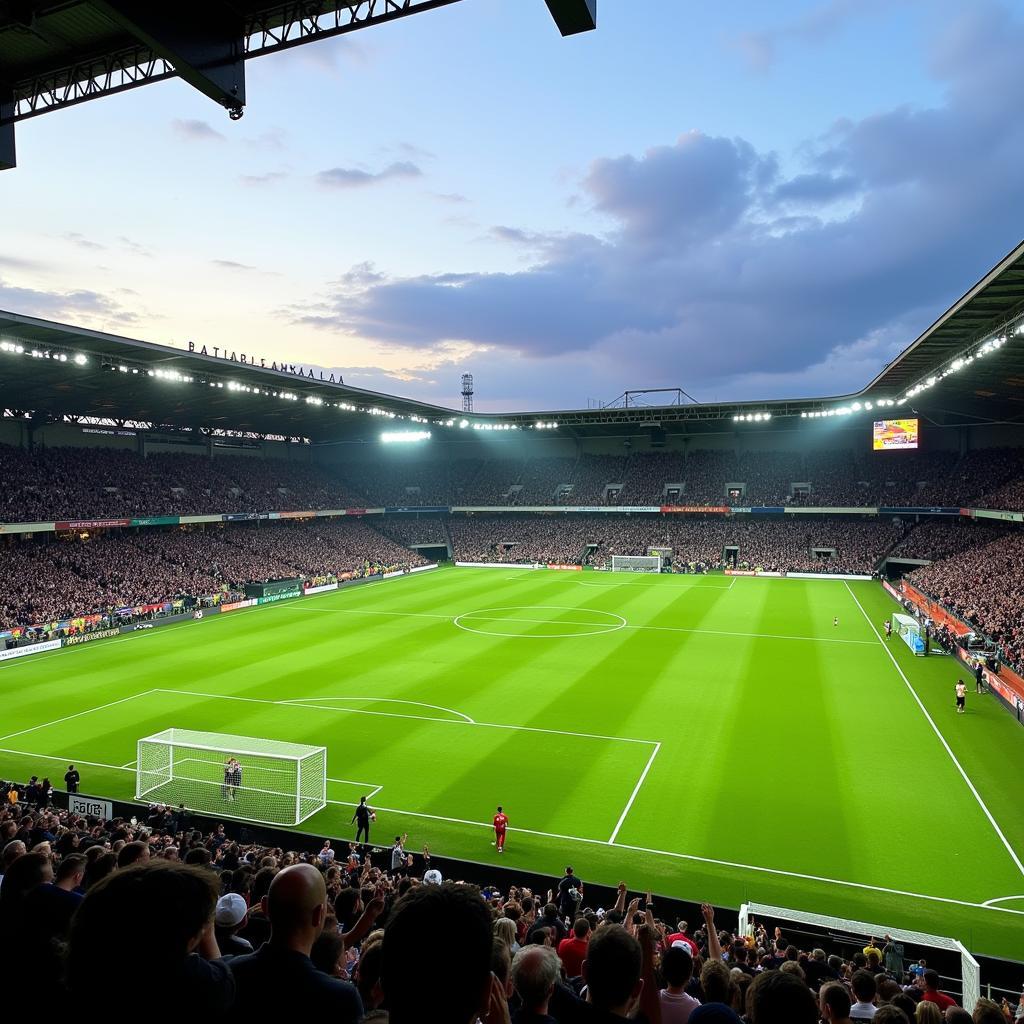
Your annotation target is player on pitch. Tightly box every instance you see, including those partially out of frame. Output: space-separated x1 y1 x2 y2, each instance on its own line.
493 805 508 853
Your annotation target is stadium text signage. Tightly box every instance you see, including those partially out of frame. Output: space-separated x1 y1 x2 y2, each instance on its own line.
186 342 343 383
63 628 120 646
69 794 113 819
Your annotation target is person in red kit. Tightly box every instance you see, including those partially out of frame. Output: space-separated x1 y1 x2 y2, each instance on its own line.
492 805 508 853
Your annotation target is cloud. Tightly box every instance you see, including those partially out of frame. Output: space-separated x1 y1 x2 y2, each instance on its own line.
63 232 106 251
732 0 896 72
275 3 1024 410
432 192 469 204
315 161 423 189
0 277 139 326
117 236 153 258
172 118 225 142
0 255 44 272
239 170 289 187
211 259 258 272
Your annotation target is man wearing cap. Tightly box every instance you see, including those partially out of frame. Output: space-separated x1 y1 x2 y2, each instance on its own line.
214 892 252 955
664 920 699 959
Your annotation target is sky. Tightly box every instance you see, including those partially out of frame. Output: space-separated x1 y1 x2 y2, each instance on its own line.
3 0 1024 413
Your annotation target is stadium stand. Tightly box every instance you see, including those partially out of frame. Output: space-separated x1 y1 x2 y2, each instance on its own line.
0 782 1005 1018
448 514 903 574
4 444 1024 520
905 532 1024 676
0 520 426 633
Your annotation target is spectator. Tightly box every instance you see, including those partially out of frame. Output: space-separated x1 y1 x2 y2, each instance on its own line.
213 892 252 955
873 1009 911 1024
582 923 643 1022
660 943 701 1023
511 944 561 1024
557 917 590 978
381 882 499 1024
920 970 959 1013
916 1003 944 1024
65 861 231 1010
228 863 362 1019
850 968 879 1019
747 969 819 1024
820 982 853 1023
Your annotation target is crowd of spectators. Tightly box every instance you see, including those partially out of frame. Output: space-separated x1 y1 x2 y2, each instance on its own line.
0 519 425 632
449 515 903 575
905 532 1024 675
887 522 1008 562
0 444 364 521
2 782 1019 1019
374 516 449 548
4 443 1024 521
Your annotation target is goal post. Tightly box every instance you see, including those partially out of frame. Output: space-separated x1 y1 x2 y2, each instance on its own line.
135 728 327 827
894 612 927 655
610 554 662 573
738 902 980 1011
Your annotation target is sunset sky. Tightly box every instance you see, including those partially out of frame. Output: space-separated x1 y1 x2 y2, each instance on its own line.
3 0 1024 412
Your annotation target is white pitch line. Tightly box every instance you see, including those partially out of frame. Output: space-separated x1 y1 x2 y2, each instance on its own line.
981 895 1024 907
285 603 874 645
608 741 661 844
366 784 383 799
0 689 157 744
1 741 1019 918
153 688 658 747
320 795 1024 919
279 696 475 724
327 776 382 789
843 581 1024 877
120 759 137 769
0 747 135 773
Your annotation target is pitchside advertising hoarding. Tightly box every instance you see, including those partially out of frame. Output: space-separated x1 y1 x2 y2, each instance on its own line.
873 418 919 450
69 794 113 819
0 639 61 661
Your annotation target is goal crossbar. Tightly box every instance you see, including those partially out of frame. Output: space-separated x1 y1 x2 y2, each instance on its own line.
142 728 324 760
738 902 980 1011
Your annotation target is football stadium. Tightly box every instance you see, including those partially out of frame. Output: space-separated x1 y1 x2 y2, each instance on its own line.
2 0 1024 1018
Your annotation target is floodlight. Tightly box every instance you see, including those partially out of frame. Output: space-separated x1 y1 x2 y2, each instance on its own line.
381 430 431 443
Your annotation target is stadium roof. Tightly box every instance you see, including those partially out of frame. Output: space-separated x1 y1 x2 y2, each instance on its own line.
0 0 596 169
1 240 1023 442
863 237 1024 422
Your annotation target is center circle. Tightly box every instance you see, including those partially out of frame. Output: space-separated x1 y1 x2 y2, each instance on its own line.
452 605 627 639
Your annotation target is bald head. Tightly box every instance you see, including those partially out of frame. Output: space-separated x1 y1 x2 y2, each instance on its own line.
264 863 328 950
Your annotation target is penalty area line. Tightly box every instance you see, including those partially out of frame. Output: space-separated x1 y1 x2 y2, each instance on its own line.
608 741 660 844
843 581 1024 878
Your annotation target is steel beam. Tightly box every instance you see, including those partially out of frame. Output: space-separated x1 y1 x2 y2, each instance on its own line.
88 0 246 115
544 0 596 36
0 83 14 169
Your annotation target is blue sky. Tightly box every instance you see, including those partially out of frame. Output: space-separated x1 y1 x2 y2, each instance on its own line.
3 0 1023 411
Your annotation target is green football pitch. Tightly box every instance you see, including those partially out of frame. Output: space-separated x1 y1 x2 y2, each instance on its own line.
3 566 1024 959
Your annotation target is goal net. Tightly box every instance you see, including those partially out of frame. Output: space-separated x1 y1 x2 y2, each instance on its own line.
894 612 927 655
738 902 980 1012
135 728 327 826
611 554 662 573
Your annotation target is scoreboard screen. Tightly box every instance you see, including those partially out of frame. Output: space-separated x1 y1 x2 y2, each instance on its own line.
873 418 919 451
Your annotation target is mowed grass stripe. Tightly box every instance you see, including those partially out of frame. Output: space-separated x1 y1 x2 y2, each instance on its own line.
3 567 1024 958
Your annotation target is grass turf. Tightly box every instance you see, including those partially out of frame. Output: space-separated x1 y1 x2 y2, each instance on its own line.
2 566 1023 960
